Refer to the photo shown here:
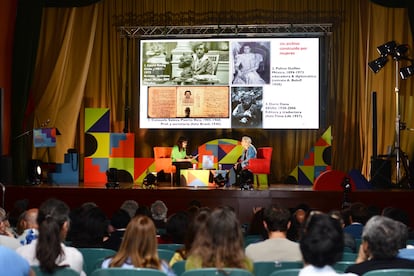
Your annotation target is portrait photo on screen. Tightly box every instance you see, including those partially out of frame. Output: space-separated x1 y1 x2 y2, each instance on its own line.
231 87 263 128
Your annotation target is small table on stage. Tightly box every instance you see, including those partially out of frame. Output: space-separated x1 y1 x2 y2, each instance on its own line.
172 160 193 186
180 169 229 187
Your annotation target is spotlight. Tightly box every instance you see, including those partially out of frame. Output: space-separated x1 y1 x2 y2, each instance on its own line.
106 168 120 188
27 159 42 185
368 56 388 73
376 41 396 57
400 65 414 79
394 44 409 59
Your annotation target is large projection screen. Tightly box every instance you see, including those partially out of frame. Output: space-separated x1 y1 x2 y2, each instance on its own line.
139 37 321 129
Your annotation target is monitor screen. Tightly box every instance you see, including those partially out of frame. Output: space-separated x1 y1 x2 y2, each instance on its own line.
139 37 322 129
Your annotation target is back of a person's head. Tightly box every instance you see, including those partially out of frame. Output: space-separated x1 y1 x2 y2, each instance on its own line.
382 206 410 227
263 206 291 232
110 209 130 230
36 198 70 273
120 200 139 219
166 211 190 244
300 212 344 267
184 209 211 252
71 206 108 248
151 200 168 221
362 215 402 259
112 215 159 268
135 205 152 218
350 202 369 224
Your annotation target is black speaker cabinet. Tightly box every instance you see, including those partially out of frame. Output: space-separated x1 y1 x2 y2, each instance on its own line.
371 158 392 188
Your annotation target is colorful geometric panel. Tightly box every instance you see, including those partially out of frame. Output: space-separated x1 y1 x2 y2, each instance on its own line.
108 158 134 181
197 138 242 168
134 158 156 183
86 133 110 158
84 157 108 183
110 133 135 158
181 169 213 187
288 126 332 185
85 108 110 133
33 128 57 148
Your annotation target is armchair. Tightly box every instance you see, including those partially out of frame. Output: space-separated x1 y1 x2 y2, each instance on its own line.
153 147 176 186
245 147 273 188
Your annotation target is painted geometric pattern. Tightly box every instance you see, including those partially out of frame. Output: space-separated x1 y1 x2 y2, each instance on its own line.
181 169 214 187
289 126 332 185
197 138 243 170
85 108 110 133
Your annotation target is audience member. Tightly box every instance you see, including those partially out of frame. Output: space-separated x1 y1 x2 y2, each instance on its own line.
382 206 414 239
17 208 39 246
329 210 357 252
246 207 267 239
103 209 130 251
246 206 302 262
345 216 414 275
186 206 253 272
170 209 211 266
287 205 309 242
120 200 139 219
70 206 109 248
101 215 175 276
299 211 355 276
161 211 190 244
16 198 85 275
135 205 152 218
343 202 370 239
0 207 21 249
151 200 168 230
0 245 34 276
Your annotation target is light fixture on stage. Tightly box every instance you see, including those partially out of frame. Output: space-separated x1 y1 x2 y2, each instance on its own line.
106 168 120 188
368 56 388 73
376 40 396 56
400 64 414 80
27 159 42 185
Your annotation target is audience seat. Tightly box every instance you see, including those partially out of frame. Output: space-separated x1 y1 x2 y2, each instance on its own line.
333 261 354 273
253 261 303 276
172 260 186 276
158 243 183 251
362 269 414 275
269 268 302 276
78 248 116 275
31 266 79 276
157 248 175 262
181 268 254 276
91 268 167 276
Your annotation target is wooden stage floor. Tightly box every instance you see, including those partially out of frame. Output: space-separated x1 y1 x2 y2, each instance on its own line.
3 182 414 226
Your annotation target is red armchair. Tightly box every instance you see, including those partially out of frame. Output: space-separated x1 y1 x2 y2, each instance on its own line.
246 147 273 188
153 147 176 186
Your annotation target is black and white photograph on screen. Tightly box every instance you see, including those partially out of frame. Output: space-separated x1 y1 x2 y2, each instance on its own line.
231 87 263 128
141 40 229 86
231 41 270 85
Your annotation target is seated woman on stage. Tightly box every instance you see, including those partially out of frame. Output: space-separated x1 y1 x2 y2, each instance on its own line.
229 136 257 187
171 136 196 186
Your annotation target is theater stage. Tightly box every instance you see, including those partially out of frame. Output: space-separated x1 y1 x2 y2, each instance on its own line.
3 183 414 226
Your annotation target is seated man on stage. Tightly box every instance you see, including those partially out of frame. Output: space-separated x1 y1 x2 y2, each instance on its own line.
171 136 197 186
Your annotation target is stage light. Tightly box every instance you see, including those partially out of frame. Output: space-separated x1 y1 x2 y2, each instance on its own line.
376 41 396 57
368 56 388 73
27 159 42 185
400 64 414 80
394 44 409 59
106 168 120 188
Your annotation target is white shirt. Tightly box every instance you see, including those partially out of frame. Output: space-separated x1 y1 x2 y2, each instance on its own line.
299 265 357 276
16 239 85 276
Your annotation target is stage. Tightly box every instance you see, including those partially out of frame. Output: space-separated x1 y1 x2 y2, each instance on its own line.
3 182 414 226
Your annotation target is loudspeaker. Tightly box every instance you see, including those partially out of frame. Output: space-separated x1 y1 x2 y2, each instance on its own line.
371 158 392 188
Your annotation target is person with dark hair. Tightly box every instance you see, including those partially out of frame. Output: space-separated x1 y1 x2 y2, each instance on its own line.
101 215 175 276
171 136 195 186
245 206 302 262
343 202 370 239
185 206 253 272
70 206 109 248
170 209 211 267
299 212 354 275
191 42 213 75
103 209 131 251
345 216 414 275
161 211 190 244
233 43 265 85
16 198 85 275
